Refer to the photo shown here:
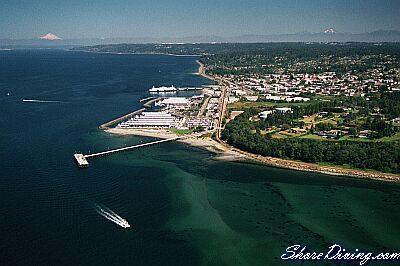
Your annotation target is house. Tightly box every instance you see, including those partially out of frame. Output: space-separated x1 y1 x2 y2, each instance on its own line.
275 107 292 113
259 110 274 119
245 95 259 101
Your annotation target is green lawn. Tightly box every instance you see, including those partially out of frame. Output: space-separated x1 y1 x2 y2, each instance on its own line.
170 128 193 135
339 135 371 142
299 134 327 141
268 129 400 143
378 132 400 142
339 134 400 142
270 132 288 139
315 117 338 125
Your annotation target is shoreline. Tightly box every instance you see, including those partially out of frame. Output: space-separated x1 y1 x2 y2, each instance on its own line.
196 60 215 80
101 55 399 183
104 128 245 160
194 59 400 182
105 128 400 183
223 142 400 183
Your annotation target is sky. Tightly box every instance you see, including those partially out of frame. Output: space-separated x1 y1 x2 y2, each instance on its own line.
0 0 399 39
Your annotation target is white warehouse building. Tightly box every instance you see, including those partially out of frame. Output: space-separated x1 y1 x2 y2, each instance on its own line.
156 97 189 106
118 112 177 128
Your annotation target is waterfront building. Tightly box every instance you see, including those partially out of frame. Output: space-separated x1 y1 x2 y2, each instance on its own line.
118 112 176 128
184 117 213 130
156 97 189 107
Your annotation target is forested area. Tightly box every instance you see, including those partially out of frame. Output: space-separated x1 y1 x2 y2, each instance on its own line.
222 108 400 173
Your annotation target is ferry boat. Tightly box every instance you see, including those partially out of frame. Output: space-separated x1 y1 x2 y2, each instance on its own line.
149 85 177 93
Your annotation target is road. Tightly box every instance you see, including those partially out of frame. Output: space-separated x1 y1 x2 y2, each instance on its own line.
215 78 231 140
198 96 211 117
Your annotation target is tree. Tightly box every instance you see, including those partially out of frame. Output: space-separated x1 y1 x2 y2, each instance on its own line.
348 127 357 136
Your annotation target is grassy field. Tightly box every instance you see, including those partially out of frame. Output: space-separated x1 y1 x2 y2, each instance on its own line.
280 132 400 143
298 134 328 141
339 133 400 142
264 130 400 144
229 100 400 144
270 132 288 139
170 128 193 135
339 135 371 142
378 132 400 142
300 115 316 124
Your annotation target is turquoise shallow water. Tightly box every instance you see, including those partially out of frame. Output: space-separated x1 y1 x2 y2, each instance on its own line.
0 50 399 266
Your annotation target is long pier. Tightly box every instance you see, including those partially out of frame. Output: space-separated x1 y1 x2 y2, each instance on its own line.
74 137 181 167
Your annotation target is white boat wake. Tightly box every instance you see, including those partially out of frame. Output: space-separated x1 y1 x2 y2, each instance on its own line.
94 204 130 228
22 99 63 103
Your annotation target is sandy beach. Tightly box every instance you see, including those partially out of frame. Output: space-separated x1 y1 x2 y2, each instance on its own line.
224 143 400 182
105 128 400 182
105 128 245 160
103 59 400 183
196 60 215 80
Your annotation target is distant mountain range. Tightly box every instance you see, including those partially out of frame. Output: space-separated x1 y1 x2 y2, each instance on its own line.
1 30 400 47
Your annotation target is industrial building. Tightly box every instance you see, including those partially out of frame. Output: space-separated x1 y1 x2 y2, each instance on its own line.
155 97 189 107
117 112 177 128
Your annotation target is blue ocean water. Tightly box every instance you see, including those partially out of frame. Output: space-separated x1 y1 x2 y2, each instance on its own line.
0 49 211 265
1 49 400 266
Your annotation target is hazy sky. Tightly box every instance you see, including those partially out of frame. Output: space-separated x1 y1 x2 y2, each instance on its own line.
1 0 399 39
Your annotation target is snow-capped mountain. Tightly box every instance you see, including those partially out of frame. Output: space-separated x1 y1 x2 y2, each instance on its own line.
39 33 62 41
324 28 337 34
